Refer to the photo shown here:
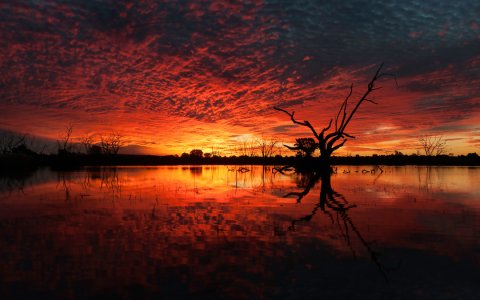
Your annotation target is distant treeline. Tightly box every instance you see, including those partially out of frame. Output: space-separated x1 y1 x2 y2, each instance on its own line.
1 151 479 174
3 127 478 172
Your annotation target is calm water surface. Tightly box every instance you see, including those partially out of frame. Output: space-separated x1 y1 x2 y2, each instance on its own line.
0 165 479 299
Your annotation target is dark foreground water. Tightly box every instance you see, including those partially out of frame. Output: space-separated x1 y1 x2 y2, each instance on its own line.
0 165 479 299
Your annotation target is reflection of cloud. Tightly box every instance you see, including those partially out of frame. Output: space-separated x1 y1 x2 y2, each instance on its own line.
0 1 479 154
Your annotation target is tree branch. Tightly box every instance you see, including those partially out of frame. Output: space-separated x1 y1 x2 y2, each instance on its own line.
274 107 320 140
336 84 353 131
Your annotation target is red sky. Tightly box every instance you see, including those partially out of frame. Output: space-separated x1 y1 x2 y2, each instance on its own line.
0 1 479 155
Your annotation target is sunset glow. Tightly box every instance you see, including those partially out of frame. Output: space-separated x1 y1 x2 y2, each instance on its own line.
1 1 479 155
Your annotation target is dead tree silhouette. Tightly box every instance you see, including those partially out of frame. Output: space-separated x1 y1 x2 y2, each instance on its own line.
100 132 123 155
57 124 74 155
418 135 447 156
275 63 393 171
0 132 27 155
257 137 278 158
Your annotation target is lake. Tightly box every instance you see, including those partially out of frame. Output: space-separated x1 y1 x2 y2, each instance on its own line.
0 165 479 299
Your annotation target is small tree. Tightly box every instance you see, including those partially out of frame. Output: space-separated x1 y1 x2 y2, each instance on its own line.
190 149 203 158
418 135 447 156
275 63 391 169
285 138 317 157
100 132 123 155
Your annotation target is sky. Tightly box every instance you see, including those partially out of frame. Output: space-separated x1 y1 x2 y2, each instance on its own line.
0 0 479 155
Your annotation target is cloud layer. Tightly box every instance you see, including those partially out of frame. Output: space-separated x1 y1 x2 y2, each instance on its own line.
0 0 479 154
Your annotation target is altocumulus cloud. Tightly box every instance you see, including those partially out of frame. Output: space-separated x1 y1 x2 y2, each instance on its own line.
0 0 479 154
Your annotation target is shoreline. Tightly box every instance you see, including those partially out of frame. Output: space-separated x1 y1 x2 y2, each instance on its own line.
1 153 479 173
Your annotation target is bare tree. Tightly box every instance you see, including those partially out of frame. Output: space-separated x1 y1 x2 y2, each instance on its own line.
274 63 391 169
0 132 27 154
237 138 258 157
239 139 249 157
257 137 278 158
100 132 123 155
81 134 98 154
418 135 447 156
57 124 74 154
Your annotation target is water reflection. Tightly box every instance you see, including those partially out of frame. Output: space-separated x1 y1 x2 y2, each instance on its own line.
0 166 479 298
281 169 386 279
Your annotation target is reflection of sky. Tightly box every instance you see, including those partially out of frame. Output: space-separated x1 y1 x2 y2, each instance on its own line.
0 165 479 298
1 165 479 260
334 165 480 198
0 1 479 154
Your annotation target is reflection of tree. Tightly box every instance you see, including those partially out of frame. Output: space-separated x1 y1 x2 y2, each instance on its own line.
0 173 29 195
56 172 72 203
227 166 281 193
189 167 203 176
83 167 123 201
260 165 275 192
417 166 440 192
99 168 122 200
285 171 319 203
284 169 387 280
52 168 125 204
